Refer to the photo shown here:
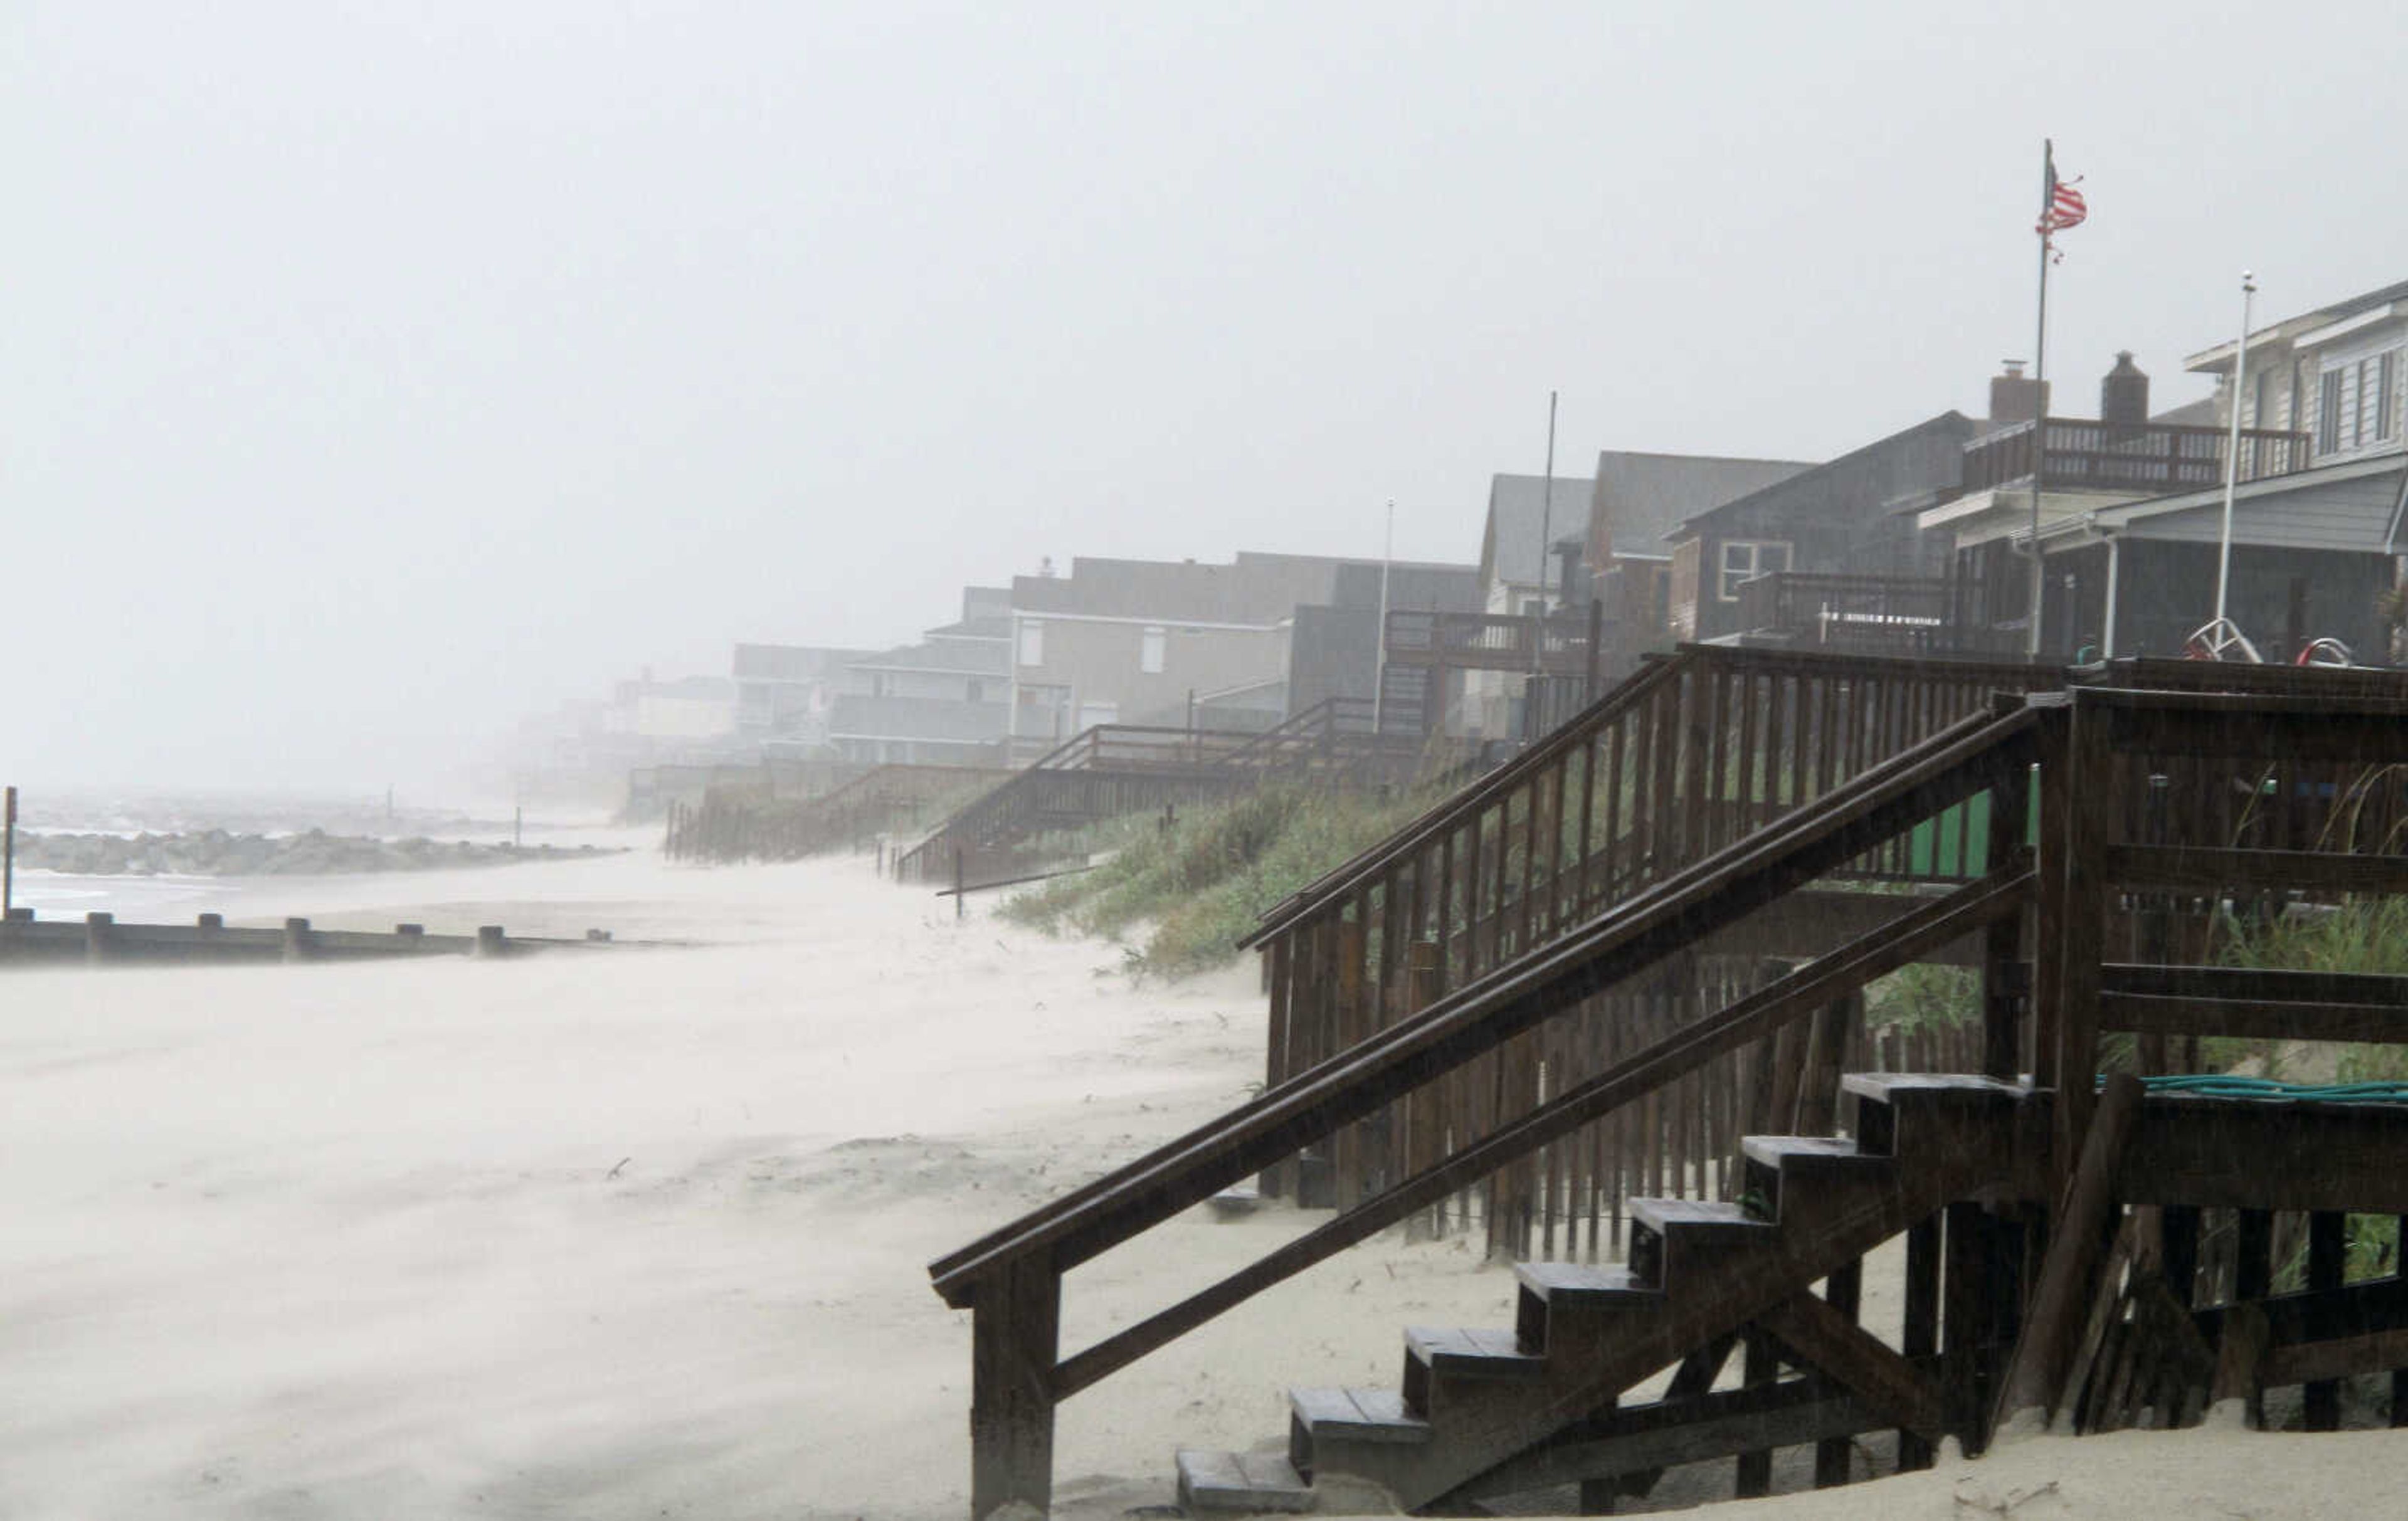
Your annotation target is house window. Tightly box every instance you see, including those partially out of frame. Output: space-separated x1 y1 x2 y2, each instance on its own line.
2375 351 2399 443
2252 366 2274 428
1140 625 1166 674
2318 368 2345 454
1018 619 1044 667
1716 540 1792 602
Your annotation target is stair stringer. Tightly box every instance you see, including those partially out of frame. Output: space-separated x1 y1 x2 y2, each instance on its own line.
1307 1099 2022 1510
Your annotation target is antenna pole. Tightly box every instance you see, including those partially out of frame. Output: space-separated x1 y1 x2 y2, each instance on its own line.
1373 500 1393 734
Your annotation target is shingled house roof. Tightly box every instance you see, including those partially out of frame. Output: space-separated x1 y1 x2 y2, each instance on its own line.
1477 475 1594 591
1590 450 1814 561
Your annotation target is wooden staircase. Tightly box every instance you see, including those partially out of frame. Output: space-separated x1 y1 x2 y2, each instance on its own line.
1180 1074 2026 1513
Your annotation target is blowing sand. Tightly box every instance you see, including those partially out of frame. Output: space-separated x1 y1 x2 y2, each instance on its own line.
2 846 2399 1520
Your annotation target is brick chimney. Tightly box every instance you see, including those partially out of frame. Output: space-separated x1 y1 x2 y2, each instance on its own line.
2100 351 2150 428
1990 360 2049 423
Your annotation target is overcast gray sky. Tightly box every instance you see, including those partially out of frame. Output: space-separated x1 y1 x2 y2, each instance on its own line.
9 2 2405 793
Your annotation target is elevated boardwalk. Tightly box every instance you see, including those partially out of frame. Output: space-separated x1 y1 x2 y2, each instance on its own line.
930 648 2408 1518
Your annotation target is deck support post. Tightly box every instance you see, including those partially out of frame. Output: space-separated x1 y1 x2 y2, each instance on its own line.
969 1257 1059 1520
1982 757 2030 1080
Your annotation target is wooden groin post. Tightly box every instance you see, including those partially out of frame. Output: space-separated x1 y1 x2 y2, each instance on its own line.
474 925 509 959
2 784 16 917
281 917 316 964
84 912 113 966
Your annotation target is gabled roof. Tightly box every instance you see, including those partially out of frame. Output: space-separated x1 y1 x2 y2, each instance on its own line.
1479 475 1595 589
2187 275 2408 373
923 616 1011 641
1592 450 1814 561
850 639 1010 676
731 643 875 682
1667 412 1980 542
1011 552 1352 624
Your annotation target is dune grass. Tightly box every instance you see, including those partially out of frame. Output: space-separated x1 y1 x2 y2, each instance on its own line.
999 782 1440 978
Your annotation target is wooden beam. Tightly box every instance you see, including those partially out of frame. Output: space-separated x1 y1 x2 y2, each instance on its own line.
2099 991 2408 1045
1994 1072 2144 1428
1455 1369 1898 1505
2263 1327 2408 1389
1756 1289 1950 1443
2117 1097 2408 1214
2103 963 2408 1006
2106 844 2408 897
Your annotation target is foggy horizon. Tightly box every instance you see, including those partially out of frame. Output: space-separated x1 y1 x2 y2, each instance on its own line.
11 1 2407 796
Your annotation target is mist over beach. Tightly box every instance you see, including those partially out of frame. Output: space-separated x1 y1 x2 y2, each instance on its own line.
14 5 2408 1520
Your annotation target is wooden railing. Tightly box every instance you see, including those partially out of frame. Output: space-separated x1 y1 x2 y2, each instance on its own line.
1958 417 2309 497
1383 608 1604 674
933 674 2408 1513
932 697 2047 1514
1733 572 1965 655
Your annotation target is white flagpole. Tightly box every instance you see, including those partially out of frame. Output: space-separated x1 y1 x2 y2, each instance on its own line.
2213 272 2258 632
2025 139 2053 658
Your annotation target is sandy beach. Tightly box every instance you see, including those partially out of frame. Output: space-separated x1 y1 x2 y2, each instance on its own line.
4 846 2403 1520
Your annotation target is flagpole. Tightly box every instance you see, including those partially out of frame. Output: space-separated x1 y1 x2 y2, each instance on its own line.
2213 272 2258 631
2025 139 2052 658
1533 389 1558 685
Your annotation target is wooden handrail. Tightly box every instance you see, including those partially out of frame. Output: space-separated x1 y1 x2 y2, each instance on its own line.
929 698 2039 1304
1240 643 2058 950
1236 653 1691 949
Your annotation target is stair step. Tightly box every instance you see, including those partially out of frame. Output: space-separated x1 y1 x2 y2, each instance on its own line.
1842 1073 2027 1157
1176 1448 1315 1513
1629 1197 1775 1239
1405 1324 1546 1379
1515 1260 1656 1305
1738 1134 1885 1170
1288 1386 1432 1445
1840 1071 2026 1104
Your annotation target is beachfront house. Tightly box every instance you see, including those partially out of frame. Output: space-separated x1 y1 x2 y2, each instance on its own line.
822 587 1013 765
1005 554 1363 746
1584 448 1814 653
1286 559 1485 735
1667 412 1982 643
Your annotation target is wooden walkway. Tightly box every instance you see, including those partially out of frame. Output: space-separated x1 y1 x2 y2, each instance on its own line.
928 651 2408 1518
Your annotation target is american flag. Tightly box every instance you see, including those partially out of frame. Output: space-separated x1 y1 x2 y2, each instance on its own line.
2038 149 2086 237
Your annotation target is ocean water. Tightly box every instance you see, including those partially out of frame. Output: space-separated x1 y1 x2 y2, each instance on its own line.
6 869 238 923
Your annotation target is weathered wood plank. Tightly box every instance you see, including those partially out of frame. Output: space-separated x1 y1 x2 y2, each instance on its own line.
1757 1288 1949 1443
1994 1072 2144 1426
